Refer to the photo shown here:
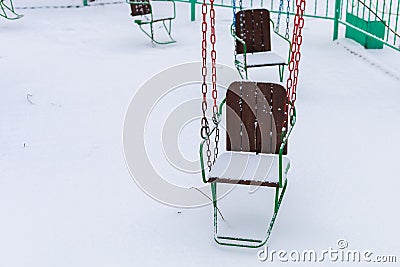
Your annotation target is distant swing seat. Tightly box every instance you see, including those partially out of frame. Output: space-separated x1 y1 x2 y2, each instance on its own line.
231 9 291 81
200 81 295 248
0 0 23 20
127 0 176 44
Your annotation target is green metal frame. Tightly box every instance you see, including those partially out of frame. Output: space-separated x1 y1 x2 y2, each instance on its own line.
231 19 292 81
0 0 23 20
333 0 342 40
185 0 337 22
199 98 296 248
126 0 176 45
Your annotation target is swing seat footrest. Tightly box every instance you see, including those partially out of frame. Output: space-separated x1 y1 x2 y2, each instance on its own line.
134 17 173 24
208 177 279 187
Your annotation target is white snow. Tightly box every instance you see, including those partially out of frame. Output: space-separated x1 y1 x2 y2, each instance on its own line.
0 1 400 267
237 51 287 67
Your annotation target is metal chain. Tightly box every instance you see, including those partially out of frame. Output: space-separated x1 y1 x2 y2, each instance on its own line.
200 0 212 171
275 0 284 32
200 0 219 169
210 0 217 120
233 0 238 68
285 0 305 130
210 0 219 164
285 0 291 39
232 0 236 29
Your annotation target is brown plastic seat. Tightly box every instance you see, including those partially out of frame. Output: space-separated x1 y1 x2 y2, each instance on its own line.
129 0 152 17
208 81 289 187
233 9 289 81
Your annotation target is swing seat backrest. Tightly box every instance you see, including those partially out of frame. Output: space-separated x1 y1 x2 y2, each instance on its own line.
226 82 288 155
235 9 272 54
129 0 152 17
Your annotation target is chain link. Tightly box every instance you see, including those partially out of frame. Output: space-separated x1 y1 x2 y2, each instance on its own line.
275 0 284 32
285 0 291 39
200 0 212 170
233 0 238 67
200 0 219 170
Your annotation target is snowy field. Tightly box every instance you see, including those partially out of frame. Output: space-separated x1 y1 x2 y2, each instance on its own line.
1 1 400 266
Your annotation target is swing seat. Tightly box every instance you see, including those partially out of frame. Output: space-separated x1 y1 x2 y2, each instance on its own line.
130 0 175 24
232 8 291 81
208 151 290 187
127 0 176 44
199 81 296 248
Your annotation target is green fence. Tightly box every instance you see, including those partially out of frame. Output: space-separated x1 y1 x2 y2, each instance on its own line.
181 0 400 52
338 0 400 51
183 0 336 20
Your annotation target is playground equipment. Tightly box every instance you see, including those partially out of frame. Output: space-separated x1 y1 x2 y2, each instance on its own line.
183 0 399 52
199 0 306 248
231 8 292 81
127 0 176 44
0 0 22 19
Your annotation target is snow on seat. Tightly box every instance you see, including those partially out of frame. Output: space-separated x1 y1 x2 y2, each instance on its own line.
208 151 290 187
150 1 175 21
237 51 287 68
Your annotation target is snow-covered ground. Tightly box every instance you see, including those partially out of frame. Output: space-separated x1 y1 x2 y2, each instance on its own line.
1 1 400 266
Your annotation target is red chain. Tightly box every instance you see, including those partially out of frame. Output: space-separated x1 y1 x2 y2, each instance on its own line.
285 0 305 128
200 1 209 139
200 0 219 168
209 0 219 163
210 0 218 119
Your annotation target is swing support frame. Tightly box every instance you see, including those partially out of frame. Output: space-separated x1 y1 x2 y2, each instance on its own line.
127 0 176 45
199 99 296 248
0 0 23 20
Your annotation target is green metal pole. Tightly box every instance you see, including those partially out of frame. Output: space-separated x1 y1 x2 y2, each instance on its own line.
333 0 342 40
190 0 196 21
83 0 88 6
274 187 279 212
314 0 318 16
394 0 400 44
387 0 394 42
